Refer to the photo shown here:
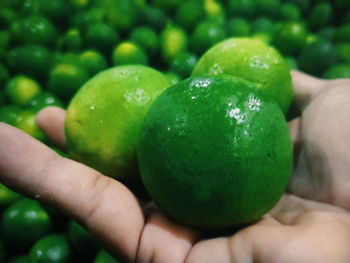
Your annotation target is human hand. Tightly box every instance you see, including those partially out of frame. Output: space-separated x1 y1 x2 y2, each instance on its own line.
1 71 350 263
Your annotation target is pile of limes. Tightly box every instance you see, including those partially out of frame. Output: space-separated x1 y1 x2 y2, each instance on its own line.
0 0 349 262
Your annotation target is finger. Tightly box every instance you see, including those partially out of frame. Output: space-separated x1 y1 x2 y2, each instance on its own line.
0 123 144 262
288 117 301 146
291 70 326 110
36 106 66 149
136 208 200 263
291 83 350 209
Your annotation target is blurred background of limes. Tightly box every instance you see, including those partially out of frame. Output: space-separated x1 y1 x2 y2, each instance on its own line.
0 0 349 261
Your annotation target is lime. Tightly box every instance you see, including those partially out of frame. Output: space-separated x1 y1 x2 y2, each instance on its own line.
226 18 251 37
5 75 42 107
323 64 350 79
317 26 336 41
16 109 47 141
67 220 98 258
1 198 52 248
298 39 338 76
0 184 21 210
69 0 89 10
98 0 138 31
285 56 298 70
160 25 188 64
336 42 350 63
111 41 148 66
139 6 166 31
0 105 22 126
251 16 274 34
137 76 292 229
256 0 281 17
48 63 89 101
129 26 159 57
36 0 71 24
204 0 225 24
170 51 197 78
190 20 226 55
65 65 171 179
17 16 57 46
78 49 107 76
192 38 293 114
227 0 256 18
279 3 301 21
28 234 73 263
7 45 54 80
175 0 205 31
70 8 106 31
85 23 119 54
28 91 64 112
163 71 181 85
94 250 120 263
307 2 333 30
272 22 308 55
59 28 83 52
334 23 350 43
285 0 309 14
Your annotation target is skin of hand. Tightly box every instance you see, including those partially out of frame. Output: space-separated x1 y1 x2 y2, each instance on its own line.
1 71 350 263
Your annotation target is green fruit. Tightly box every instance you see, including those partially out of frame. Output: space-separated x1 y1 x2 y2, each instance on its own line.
5 75 42 107
272 22 308 55
16 16 57 46
190 20 226 55
0 105 22 126
111 41 148 66
85 23 119 53
1 198 52 248
65 65 171 179
137 76 292 229
129 26 159 57
67 220 98 258
298 39 338 76
192 38 293 114
16 110 47 142
48 63 89 101
28 91 64 112
94 250 120 263
323 64 350 79
170 52 197 78
28 234 73 263
160 25 188 64
7 45 53 80
0 184 20 210
78 49 107 77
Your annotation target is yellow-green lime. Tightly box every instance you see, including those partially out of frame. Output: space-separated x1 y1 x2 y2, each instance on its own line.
65 65 171 179
111 41 148 66
137 76 292 229
192 38 293 114
5 75 42 107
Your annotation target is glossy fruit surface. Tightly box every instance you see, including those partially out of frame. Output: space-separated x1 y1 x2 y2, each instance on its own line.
138 76 292 229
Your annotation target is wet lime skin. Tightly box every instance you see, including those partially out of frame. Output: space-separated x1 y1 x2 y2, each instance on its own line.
138 76 293 230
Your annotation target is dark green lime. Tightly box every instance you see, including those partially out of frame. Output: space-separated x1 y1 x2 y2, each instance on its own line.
7 45 53 80
67 220 99 258
138 76 292 229
298 40 338 76
28 91 64 112
1 198 52 248
28 234 73 263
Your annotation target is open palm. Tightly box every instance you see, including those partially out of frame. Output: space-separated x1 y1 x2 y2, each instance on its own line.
1 71 350 263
